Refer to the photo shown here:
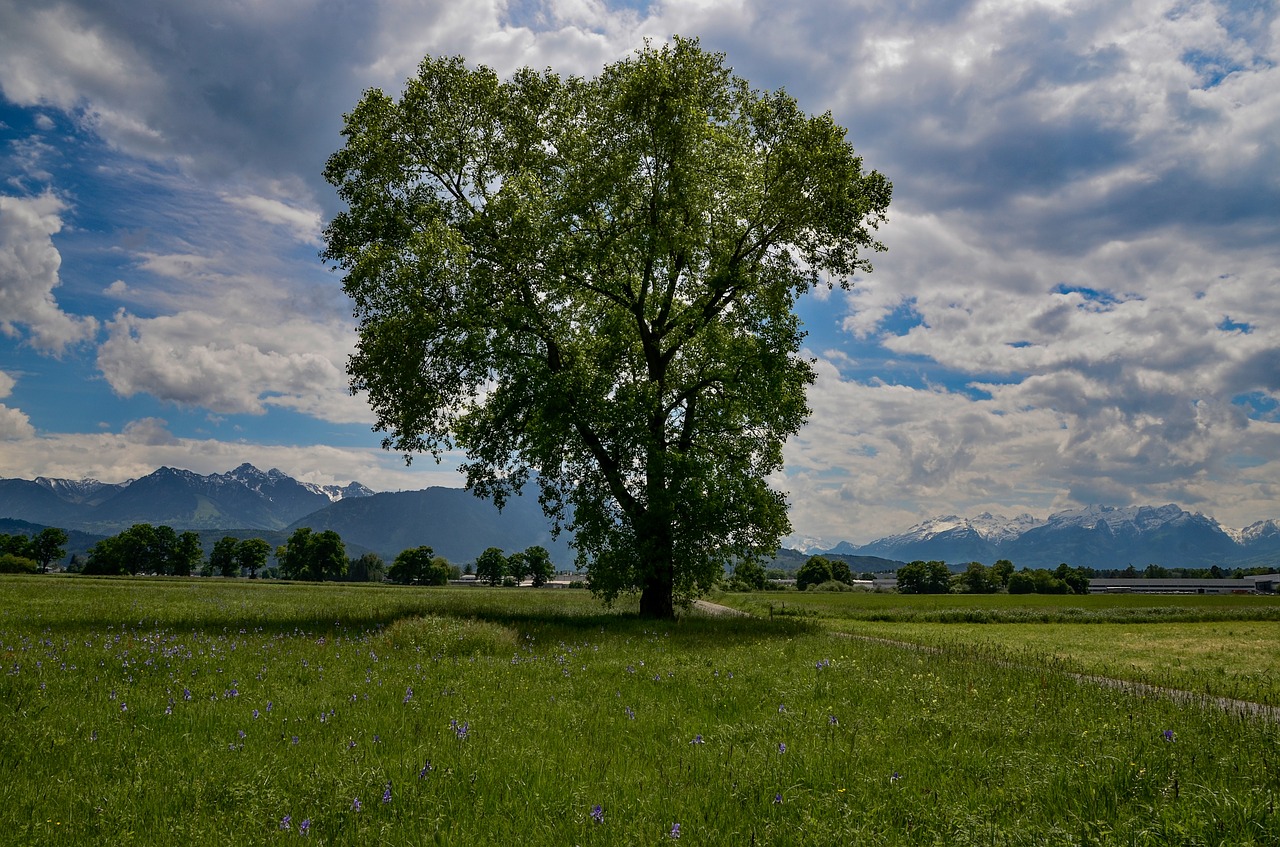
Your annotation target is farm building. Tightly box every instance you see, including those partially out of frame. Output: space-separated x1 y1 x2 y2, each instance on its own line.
1088 574 1280 594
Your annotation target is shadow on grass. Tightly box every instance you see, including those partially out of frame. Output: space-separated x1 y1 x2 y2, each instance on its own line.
2 575 821 646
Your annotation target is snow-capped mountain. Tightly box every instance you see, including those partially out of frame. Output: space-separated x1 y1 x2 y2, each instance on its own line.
0 465 373 533
32 476 129 504
839 504 1276 569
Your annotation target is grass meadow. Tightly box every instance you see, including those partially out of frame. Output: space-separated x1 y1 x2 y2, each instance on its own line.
2 576 1278 845
717 591 1280 709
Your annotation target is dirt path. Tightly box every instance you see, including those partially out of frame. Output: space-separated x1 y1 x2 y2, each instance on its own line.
693 601 1280 722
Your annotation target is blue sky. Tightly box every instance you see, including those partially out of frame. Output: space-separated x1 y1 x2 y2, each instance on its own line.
0 0 1277 545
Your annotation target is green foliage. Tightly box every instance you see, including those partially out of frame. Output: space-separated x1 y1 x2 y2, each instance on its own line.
523 545 555 588
173 531 202 577
474 547 508 587
347 552 387 583
211 535 239 578
235 538 272 579
323 37 891 618
388 546 449 586
896 560 953 594
0 552 37 574
957 561 999 594
1007 565 1090 595
278 528 349 581
796 555 853 591
731 559 767 591
84 523 188 576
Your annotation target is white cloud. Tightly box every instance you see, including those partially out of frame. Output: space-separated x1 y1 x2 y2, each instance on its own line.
221 194 323 246
97 308 371 423
0 191 99 352
0 369 36 441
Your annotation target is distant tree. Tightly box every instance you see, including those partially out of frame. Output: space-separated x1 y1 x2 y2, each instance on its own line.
0 533 33 558
173 531 203 577
505 551 529 585
211 536 240 578
347 552 387 583
896 561 952 594
389 546 439 585
730 559 767 591
151 525 178 575
311 530 348 581
475 547 508 587
796 555 835 591
236 538 272 579
278 527 348 581
958 561 998 594
31 527 68 573
1054 563 1090 595
1143 563 1171 579
991 559 1014 588
523 546 555 587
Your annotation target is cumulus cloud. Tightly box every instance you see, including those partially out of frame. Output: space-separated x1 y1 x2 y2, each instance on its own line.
97 308 370 423
1 0 1278 540
0 369 36 440
0 191 98 352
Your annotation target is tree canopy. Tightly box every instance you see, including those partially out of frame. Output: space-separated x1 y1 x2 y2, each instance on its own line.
323 37 890 617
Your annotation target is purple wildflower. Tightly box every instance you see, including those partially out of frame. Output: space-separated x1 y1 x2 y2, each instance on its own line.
1162 729 1175 742
669 822 682 839
625 706 635 720
404 687 413 703
773 793 783 804
891 771 901 783
253 709 259 719
183 688 192 701
419 761 434 778
691 734 704 744
778 742 787 754
382 783 392 804
590 804 604 824
279 815 291 830
352 797 362 812
291 735 300 745
828 714 838 726
299 818 310 835
778 703 785 713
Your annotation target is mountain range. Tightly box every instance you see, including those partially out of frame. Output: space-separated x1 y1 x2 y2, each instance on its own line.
3 465 1278 570
0 464 571 565
821 504 1280 570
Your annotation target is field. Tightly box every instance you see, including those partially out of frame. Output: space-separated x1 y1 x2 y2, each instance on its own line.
716 591 1280 709
2 576 1278 845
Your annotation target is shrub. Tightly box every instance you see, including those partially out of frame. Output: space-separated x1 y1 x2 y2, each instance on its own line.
0 553 38 574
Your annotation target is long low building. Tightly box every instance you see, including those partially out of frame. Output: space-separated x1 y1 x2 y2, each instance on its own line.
1089 574 1280 594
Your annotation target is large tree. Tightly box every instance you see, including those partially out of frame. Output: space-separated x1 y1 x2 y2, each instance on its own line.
323 38 890 617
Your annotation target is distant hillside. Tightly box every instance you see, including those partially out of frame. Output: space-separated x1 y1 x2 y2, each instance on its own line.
767 547 903 574
285 488 574 566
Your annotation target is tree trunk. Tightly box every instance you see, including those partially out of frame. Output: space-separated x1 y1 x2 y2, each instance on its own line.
636 502 676 619
639 565 675 618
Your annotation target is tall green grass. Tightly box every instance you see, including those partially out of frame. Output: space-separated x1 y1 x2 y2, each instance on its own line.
2 576 1277 845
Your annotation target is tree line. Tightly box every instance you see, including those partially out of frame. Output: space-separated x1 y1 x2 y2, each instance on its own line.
17 522 562 586
0 528 69 574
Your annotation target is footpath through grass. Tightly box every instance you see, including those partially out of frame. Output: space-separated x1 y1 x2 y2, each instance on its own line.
2 576 1278 845
718 590 1280 709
